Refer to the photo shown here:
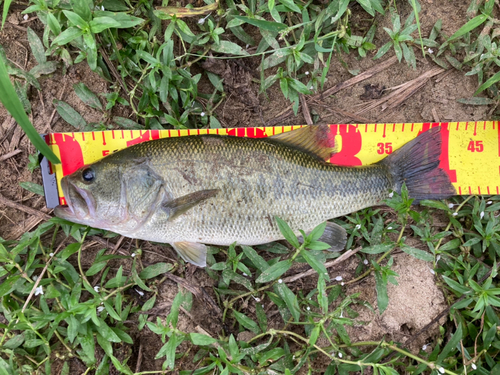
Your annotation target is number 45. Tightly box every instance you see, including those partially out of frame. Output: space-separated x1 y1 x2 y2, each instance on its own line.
467 140 483 152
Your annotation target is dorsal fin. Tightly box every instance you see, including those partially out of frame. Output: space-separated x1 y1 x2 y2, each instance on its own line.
270 125 338 161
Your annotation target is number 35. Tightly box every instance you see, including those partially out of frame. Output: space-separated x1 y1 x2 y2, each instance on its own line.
377 142 393 154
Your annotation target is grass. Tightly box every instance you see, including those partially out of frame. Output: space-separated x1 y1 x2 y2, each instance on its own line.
1 0 500 374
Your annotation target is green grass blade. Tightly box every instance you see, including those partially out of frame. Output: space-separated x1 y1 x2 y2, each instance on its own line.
0 57 60 164
2 0 14 29
409 0 425 57
446 13 488 43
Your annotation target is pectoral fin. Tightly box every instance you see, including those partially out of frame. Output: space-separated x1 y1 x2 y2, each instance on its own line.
163 189 219 220
299 222 347 252
171 242 207 267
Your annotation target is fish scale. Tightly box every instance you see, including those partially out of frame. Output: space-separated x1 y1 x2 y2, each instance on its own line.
128 135 393 246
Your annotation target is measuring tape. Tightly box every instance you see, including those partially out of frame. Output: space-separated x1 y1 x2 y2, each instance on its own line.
41 121 499 208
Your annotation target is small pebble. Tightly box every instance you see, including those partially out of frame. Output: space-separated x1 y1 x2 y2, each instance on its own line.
487 201 492 205
389 192 394 198
438 367 445 374
338 352 343 358
480 211 484 220
94 285 100 292
97 306 104 313
200 112 206 117
278 279 283 283
35 286 43 296
335 276 343 281
49 252 54 257
471 363 477 370
23 14 29 20
448 203 454 208
363 259 369 265
452 212 458 216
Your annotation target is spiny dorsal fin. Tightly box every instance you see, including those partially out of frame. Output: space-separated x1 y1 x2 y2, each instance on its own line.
163 189 219 220
270 125 338 161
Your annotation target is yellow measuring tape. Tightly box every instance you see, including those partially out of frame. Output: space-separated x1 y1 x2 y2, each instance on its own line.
41 122 499 208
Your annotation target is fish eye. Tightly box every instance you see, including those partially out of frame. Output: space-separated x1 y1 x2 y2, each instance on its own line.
82 168 95 183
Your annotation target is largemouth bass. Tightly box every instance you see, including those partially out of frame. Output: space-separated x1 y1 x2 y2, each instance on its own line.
54 126 455 266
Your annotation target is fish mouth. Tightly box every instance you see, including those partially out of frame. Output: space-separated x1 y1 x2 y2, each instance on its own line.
54 177 96 223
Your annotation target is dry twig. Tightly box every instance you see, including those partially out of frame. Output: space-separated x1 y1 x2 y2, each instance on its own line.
283 247 359 283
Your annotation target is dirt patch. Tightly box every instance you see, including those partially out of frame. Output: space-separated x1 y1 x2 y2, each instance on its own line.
346 252 447 353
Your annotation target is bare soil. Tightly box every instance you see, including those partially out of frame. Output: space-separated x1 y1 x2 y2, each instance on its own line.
0 1 488 373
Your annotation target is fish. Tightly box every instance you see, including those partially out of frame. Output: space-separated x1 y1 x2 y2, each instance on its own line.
54 126 456 267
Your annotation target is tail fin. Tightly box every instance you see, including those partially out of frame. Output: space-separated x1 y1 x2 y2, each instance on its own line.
380 127 456 202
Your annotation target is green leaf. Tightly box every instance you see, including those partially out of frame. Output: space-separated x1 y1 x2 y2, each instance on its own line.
275 217 300 248
211 41 249 56
360 243 393 254
373 41 392 60
63 10 89 29
255 259 292 283
241 245 269 272
74 83 103 110
255 302 268 332
280 0 301 13
0 58 60 164
400 245 433 262
139 262 174 279
60 243 81 261
189 333 218 346
113 116 141 129
46 13 62 36
98 319 122 342
476 70 500 95
29 61 59 78
93 11 144 28
232 310 260 334
300 249 329 280
374 269 389 314
439 238 461 251
275 282 301 322
89 17 122 33
53 99 86 129
442 275 470 294
103 300 122 321
52 26 84 46
446 14 488 43
19 181 44 196
2 0 14 29
437 323 462 363
457 97 495 105
27 27 46 64
233 16 287 32
0 275 20 297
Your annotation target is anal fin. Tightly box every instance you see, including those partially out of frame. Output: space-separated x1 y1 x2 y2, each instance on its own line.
320 222 347 252
171 241 207 267
299 222 347 252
